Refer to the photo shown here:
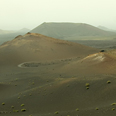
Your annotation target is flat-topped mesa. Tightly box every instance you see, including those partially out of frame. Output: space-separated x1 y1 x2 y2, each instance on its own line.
30 22 116 40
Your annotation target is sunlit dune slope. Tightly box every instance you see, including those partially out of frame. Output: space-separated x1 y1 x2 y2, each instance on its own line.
0 33 98 65
61 52 116 75
1 69 116 116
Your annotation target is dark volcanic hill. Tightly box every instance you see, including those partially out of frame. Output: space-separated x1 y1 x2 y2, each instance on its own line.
31 22 116 40
0 33 98 65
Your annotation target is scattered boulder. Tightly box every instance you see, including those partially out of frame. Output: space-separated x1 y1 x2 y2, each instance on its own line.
100 50 105 52
27 32 31 34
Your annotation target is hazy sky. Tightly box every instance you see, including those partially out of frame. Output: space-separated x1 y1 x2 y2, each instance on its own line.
1 0 116 30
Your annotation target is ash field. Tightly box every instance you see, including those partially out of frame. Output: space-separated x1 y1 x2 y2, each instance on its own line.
1 23 116 116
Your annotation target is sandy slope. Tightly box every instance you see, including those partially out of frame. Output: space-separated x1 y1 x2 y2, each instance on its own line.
1 62 116 116
0 33 98 66
0 33 116 116
58 52 116 76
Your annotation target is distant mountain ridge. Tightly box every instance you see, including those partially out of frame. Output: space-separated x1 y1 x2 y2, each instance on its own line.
0 29 15 34
98 25 116 32
16 28 30 33
31 22 116 40
0 28 30 45
0 28 30 35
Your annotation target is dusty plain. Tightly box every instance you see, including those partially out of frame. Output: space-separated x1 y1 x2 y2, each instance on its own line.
1 33 116 116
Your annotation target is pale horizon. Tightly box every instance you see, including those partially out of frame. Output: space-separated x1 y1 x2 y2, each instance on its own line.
1 0 116 30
